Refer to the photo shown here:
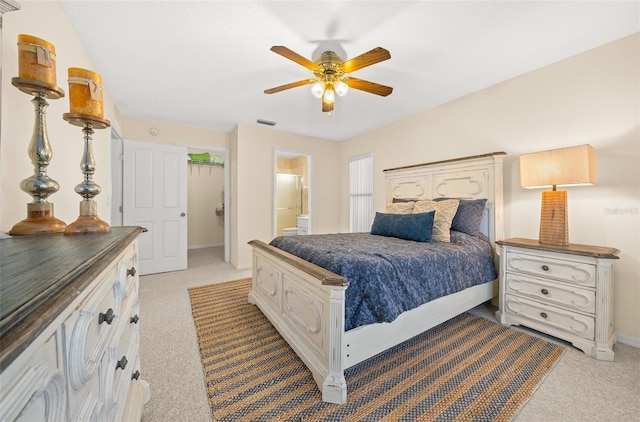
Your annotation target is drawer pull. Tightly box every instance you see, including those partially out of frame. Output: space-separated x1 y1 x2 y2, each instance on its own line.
130 314 139 324
127 266 137 277
131 370 140 380
540 312 548 319
541 265 549 271
116 356 128 371
99 308 115 325
541 288 549 295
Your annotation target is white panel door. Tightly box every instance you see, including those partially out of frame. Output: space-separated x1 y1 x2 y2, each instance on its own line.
123 140 187 275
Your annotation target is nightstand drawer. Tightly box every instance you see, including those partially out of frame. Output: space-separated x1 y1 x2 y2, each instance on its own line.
504 273 595 313
505 252 596 287
504 294 594 340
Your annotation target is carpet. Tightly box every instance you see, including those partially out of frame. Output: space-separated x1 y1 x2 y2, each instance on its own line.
189 278 564 422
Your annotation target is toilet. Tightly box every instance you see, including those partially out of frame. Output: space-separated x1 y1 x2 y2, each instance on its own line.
282 227 298 236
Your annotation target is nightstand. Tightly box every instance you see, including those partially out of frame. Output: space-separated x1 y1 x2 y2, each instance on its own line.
495 238 620 361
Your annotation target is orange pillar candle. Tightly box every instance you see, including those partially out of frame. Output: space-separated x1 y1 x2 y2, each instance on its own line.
17 34 57 86
68 67 104 118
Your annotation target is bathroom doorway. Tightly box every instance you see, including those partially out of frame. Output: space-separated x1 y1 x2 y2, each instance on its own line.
273 150 311 238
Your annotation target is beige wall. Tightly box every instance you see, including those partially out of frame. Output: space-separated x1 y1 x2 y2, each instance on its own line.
340 33 640 341
232 124 341 269
1 0 120 231
121 116 228 148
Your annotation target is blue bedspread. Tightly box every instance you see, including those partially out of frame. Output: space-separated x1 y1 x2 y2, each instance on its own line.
270 231 497 331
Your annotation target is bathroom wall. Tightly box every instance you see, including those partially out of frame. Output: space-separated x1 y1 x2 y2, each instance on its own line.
276 156 308 235
187 151 225 248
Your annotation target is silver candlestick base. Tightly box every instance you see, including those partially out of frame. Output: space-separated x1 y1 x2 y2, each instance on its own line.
63 113 111 236
9 77 67 235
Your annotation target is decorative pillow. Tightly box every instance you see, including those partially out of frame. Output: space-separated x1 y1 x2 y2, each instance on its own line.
413 199 459 242
370 211 435 243
385 201 415 214
434 197 487 236
392 197 419 203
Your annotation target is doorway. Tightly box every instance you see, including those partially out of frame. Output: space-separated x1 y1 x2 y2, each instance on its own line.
186 146 228 263
273 150 311 238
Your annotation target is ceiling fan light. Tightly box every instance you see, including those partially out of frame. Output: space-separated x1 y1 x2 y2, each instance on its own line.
335 80 349 97
323 88 335 103
311 81 324 98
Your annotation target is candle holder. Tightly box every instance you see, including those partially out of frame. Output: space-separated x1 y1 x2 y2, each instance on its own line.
9 77 67 235
62 113 111 235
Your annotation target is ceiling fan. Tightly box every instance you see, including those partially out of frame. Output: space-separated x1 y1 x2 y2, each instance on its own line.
264 46 393 114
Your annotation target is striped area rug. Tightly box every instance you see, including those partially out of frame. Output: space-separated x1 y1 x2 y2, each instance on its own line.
189 278 564 421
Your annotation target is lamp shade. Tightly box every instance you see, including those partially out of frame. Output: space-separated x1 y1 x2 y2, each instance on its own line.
520 144 596 189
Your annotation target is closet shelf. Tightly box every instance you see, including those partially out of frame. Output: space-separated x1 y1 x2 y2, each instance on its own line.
188 160 223 167
188 160 223 176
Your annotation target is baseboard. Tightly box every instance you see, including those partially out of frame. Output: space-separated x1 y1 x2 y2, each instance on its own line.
188 243 224 250
616 332 640 348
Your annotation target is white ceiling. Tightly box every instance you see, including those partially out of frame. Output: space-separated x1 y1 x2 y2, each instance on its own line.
59 1 639 141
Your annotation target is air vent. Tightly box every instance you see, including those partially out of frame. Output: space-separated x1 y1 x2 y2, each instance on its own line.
257 119 276 126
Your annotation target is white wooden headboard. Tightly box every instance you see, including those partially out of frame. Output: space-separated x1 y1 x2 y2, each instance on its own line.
383 152 506 247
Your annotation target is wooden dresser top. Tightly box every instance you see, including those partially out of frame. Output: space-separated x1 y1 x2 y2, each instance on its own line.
496 237 620 259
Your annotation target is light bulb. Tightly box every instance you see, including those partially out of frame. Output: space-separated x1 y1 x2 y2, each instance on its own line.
323 88 335 103
335 80 349 96
310 81 324 98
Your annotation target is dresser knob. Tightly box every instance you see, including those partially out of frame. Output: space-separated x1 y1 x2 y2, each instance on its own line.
541 289 549 295
130 314 139 324
540 312 548 319
131 370 140 380
127 266 137 277
116 356 128 371
99 308 115 325
541 265 549 271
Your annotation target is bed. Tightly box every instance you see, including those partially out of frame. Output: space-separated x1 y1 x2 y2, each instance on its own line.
248 152 506 404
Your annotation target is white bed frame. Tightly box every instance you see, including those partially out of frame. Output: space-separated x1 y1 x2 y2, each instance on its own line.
248 152 506 404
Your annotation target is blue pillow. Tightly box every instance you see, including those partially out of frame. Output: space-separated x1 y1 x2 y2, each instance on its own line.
370 211 435 242
434 197 487 236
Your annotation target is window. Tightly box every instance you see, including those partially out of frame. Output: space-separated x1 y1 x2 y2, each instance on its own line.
349 154 373 233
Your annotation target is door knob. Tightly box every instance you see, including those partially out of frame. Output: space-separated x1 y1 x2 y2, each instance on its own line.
180 212 186 217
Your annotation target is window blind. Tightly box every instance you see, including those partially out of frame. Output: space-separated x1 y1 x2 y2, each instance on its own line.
349 154 373 233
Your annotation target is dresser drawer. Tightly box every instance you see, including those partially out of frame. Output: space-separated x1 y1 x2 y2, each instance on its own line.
66 268 122 392
505 251 596 287
504 273 595 314
117 244 138 299
104 289 143 420
504 294 594 340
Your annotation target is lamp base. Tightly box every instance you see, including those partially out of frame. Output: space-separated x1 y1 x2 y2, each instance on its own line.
64 200 111 236
539 190 568 246
9 203 66 235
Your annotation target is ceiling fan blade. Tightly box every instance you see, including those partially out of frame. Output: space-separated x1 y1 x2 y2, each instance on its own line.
270 46 321 71
264 79 316 94
322 98 334 113
341 47 391 73
345 77 393 97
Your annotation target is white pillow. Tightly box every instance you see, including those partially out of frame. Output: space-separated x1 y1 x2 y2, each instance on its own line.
385 201 415 214
413 199 460 242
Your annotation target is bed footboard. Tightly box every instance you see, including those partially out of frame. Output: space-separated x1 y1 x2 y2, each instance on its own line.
247 240 349 404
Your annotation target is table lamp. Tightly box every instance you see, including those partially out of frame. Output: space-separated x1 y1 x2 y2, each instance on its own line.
519 145 596 246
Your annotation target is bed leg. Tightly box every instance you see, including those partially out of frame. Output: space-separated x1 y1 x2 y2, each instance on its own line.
322 289 347 404
322 374 347 404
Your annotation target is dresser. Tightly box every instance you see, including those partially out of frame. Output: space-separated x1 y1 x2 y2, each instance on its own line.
0 226 150 421
495 238 619 361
